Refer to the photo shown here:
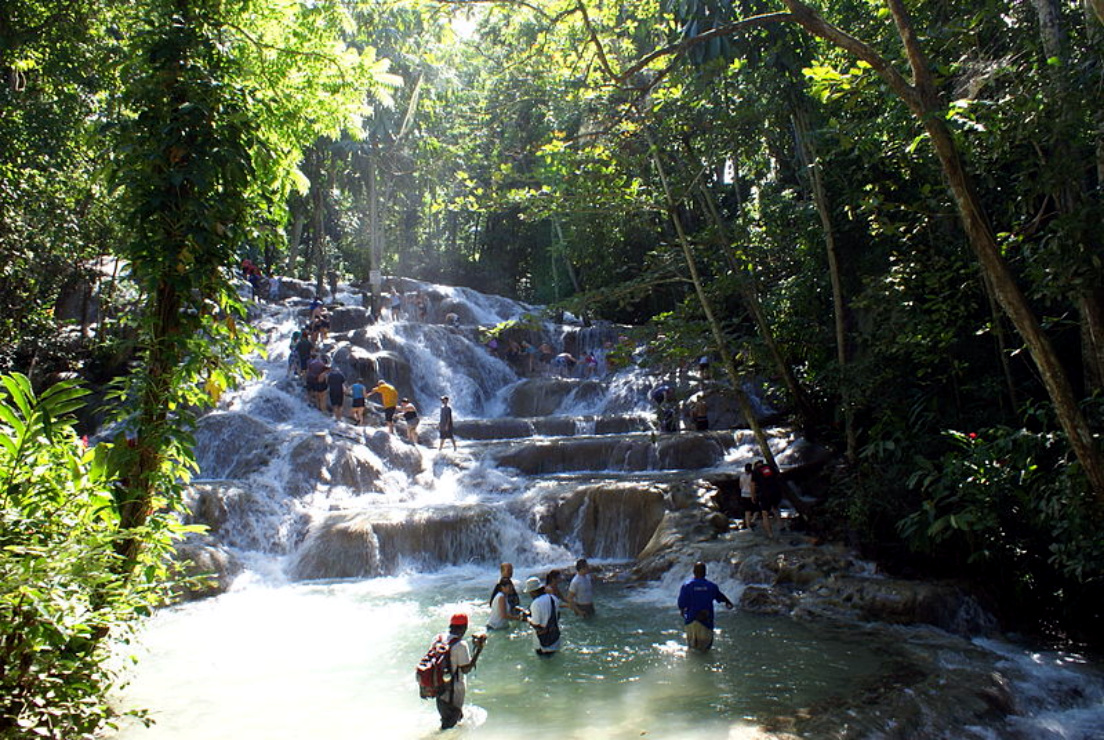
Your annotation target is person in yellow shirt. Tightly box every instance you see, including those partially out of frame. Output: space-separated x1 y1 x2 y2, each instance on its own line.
368 380 399 434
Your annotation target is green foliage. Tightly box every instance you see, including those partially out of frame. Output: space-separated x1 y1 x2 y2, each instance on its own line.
899 424 1102 587
0 374 185 739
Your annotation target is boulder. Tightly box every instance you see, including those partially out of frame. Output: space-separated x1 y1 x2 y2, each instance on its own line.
174 536 243 600
194 412 281 479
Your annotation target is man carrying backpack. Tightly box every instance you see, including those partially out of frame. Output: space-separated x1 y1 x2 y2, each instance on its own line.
426 613 486 730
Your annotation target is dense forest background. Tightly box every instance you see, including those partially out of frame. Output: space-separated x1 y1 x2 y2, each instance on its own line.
2 0 1103 736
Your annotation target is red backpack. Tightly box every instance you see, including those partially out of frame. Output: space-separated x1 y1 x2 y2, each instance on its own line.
416 633 459 699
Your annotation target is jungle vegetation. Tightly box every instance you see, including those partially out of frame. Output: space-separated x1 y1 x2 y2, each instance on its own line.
1 0 1103 735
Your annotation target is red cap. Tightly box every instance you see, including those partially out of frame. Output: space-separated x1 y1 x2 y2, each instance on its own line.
449 613 468 627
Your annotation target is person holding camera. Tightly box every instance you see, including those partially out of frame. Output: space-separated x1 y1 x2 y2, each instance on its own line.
437 613 486 730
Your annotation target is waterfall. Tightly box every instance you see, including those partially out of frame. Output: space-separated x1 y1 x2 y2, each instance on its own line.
106 278 1104 740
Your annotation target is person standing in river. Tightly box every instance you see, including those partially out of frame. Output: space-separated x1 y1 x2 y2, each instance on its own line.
438 395 457 451
431 613 486 730
524 574 563 657
677 561 734 651
567 558 596 618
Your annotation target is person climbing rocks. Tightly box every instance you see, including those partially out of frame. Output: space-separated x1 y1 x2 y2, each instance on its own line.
326 364 346 423
690 394 709 431
751 459 784 540
399 397 419 444
304 353 329 413
567 558 595 618
431 613 486 730
438 395 457 451
740 462 757 531
294 332 313 378
368 379 399 434
677 561 734 652
349 378 367 425
286 331 302 378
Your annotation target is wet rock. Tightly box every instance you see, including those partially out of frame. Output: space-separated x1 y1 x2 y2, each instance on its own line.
290 505 505 580
285 432 388 496
655 432 733 469
550 483 666 559
332 344 376 384
739 584 797 615
277 278 316 300
194 412 281 479
185 482 306 554
174 536 243 600
505 378 577 417
329 306 373 333
705 511 730 532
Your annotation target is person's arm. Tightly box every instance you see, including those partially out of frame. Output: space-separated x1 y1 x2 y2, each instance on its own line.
459 636 486 673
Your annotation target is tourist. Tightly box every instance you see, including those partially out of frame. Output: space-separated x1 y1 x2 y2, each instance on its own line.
677 561 734 652
690 394 709 431
326 364 346 423
582 352 598 378
438 395 457 451
432 614 486 730
751 459 784 539
414 291 428 322
399 397 420 443
268 275 281 302
294 332 313 378
349 378 367 425
368 379 399 434
740 462 757 530
567 558 595 618
310 306 330 344
487 578 523 630
389 286 403 320
525 574 562 657
444 312 460 328
286 331 302 378
304 353 328 413
500 562 521 614
552 352 577 377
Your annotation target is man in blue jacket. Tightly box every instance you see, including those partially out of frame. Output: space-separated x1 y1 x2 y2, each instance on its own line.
677 561 734 651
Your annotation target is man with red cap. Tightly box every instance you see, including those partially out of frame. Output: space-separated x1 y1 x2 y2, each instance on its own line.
436 613 486 730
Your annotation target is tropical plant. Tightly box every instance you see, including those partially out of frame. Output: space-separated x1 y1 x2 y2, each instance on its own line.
0 374 187 739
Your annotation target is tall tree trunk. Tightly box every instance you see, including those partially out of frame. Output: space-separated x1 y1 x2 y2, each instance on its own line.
650 142 779 467
285 211 305 276
695 179 817 429
791 108 857 460
367 144 382 315
780 0 1104 501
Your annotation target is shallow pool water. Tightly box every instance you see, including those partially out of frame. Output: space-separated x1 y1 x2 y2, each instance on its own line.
111 565 893 740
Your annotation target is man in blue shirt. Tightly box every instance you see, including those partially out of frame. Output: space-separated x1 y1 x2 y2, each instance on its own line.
677 561 734 651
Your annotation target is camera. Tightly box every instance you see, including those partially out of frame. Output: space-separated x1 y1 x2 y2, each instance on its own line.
473 632 487 645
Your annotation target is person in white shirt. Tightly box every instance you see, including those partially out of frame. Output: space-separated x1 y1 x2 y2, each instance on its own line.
436 613 485 730
524 575 562 656
487 577 522 630
567 558 595 618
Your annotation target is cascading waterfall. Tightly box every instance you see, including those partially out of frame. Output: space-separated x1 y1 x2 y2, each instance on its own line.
109 277 1104 740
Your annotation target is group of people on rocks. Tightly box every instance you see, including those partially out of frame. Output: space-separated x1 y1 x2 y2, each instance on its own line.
427 558 731 730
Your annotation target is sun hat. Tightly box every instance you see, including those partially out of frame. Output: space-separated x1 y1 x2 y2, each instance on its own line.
524 576 543 594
